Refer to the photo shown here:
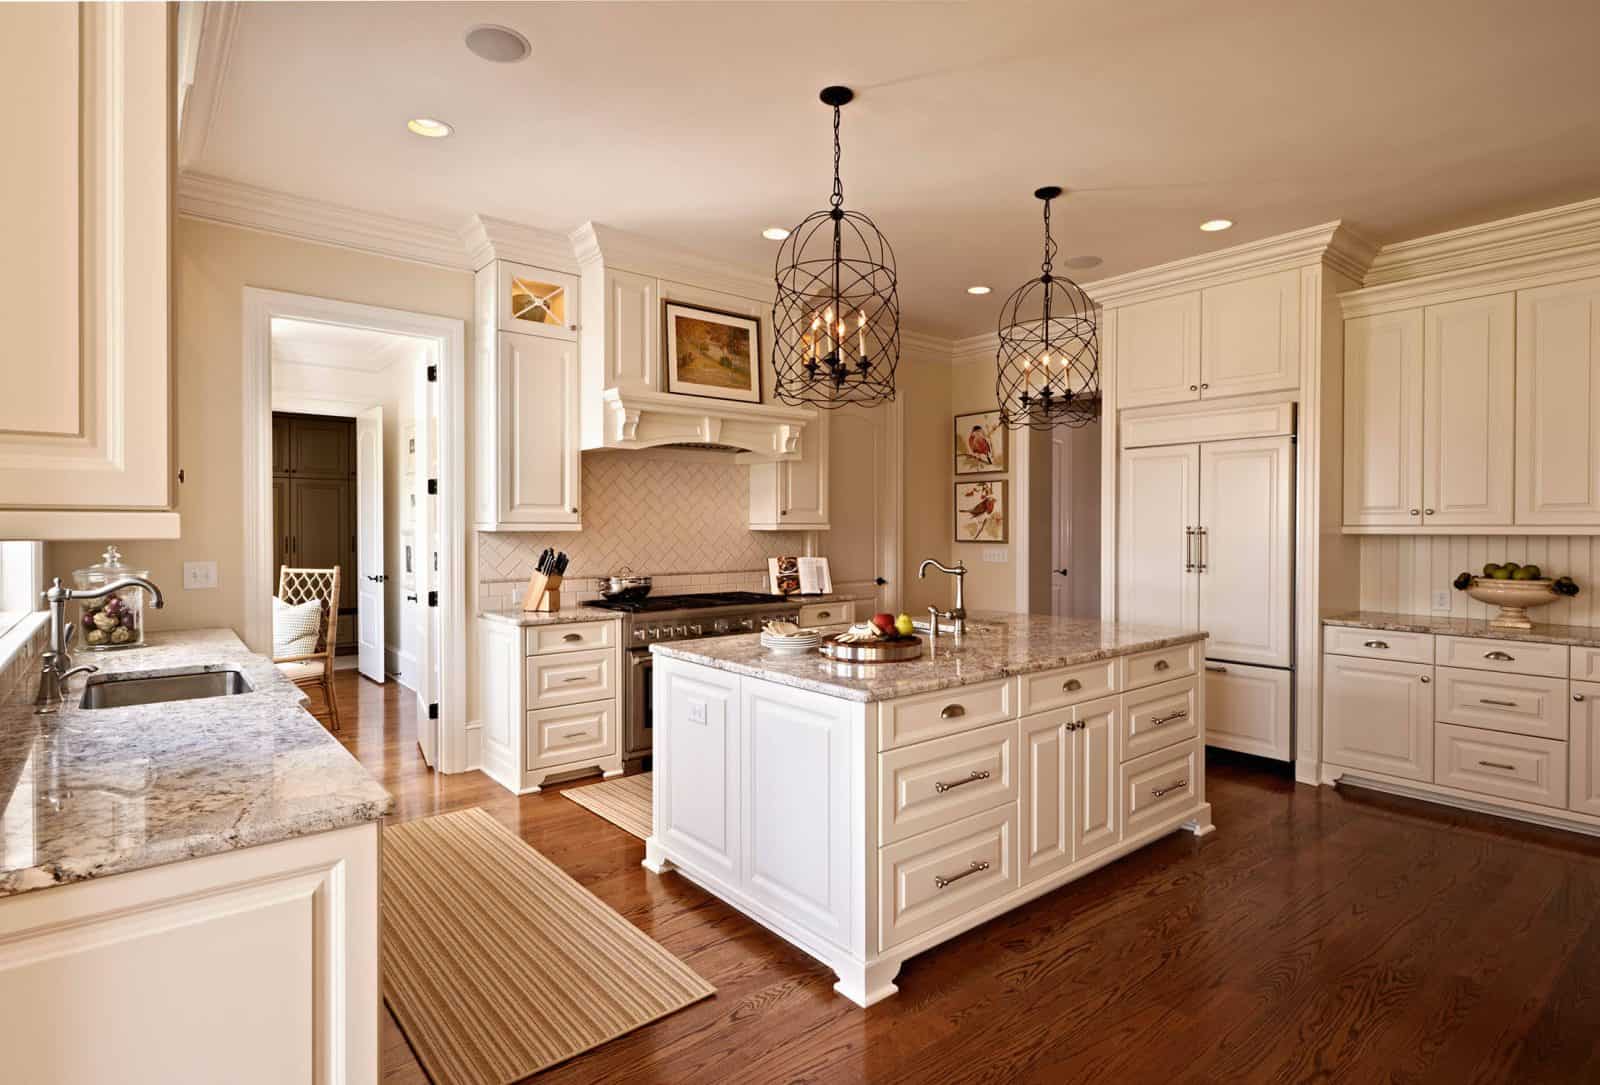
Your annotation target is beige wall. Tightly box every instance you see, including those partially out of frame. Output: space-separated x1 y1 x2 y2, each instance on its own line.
898 350 953 616
50 218 474 640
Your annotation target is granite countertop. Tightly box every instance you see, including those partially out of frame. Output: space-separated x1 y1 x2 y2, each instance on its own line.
651 612 1207 703
479 605 624 627
1323 610 1600 649
0 629 392 898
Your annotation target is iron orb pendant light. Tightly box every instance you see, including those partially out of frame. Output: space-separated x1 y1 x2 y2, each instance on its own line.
995 185 1100 430
772 86 900 408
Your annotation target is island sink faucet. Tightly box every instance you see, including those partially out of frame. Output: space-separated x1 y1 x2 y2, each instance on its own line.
35 575 165 714
918 558 967 640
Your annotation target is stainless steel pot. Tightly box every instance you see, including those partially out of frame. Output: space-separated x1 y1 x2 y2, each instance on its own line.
599 569 652 602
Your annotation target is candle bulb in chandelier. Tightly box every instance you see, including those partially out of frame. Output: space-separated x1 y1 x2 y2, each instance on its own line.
857 310 866 359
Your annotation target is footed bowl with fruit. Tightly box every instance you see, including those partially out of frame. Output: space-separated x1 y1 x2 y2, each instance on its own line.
1452 563 1578 630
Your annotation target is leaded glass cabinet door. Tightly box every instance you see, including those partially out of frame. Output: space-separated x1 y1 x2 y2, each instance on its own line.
496 260 579 342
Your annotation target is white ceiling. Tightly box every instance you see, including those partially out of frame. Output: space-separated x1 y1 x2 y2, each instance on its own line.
198 1 1600 339
270 318 426 372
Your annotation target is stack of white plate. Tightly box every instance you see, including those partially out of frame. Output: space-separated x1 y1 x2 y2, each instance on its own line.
760 628 822 655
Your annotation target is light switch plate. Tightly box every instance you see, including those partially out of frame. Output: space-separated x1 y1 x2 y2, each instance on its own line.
982 548 1008 564
1432 589 1452 611
183 561 218 590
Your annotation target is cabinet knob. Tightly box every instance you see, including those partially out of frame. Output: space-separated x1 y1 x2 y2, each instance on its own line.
1200 383 1209 390
570 507 578 514
1189 384 1198 391
1409 509 1420 516
1576 693 1586 702
1424 508 1435 516
1420 675 1431 684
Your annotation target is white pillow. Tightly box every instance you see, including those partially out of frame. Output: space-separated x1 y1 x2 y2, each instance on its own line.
273 595 323 658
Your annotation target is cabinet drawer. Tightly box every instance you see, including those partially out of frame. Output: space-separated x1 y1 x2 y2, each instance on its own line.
1120 740 1201 838
1436 635 1567 678
798 601 855 627
1204 661 1292 761
1572 647 1600 683
526 621 615 656
525 647 615 708
1324 625 1434 664
1121 676 1199 762
878 678 1015 751
1119 641 1198 690
1435 666 1568 740
877 721 1016 846
526 700 616 770
1435 722 1567 809
1018 658 1119 715
878 804 1017 950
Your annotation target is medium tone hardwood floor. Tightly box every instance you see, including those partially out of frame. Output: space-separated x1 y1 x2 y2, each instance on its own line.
332 671 1600 1084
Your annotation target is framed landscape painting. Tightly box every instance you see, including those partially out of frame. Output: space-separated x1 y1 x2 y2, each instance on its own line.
664 302 762 403
954 410 1006 474
956 480 1007 542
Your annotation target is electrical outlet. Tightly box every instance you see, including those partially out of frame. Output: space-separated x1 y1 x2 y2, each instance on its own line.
183 561 218 590
983 547 1009 564
687 700 708 725
1432 589 1452 611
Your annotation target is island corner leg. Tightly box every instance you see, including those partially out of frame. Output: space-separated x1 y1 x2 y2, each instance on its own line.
832 957 902 1007
1182 802 1215 837
641 835 675 874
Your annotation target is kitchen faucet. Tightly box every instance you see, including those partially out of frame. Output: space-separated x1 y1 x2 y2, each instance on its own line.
918 558 967 640
35 575 165 714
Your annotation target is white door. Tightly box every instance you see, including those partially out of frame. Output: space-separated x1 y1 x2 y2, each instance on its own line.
1422 293 1515 527
1343 310 1424 527
1117 443 1199 630
1199 269 1301 399
824 404 898 612
1113 293 1201 408
355 406 385 684
1198 436 1293 667
1322 654 1433 782
1515 276 1600 526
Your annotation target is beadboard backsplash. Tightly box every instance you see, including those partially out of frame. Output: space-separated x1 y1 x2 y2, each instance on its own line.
478 450 809 606
1359 536 1600 626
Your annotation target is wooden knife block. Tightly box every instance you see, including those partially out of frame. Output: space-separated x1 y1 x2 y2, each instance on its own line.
523 571 563 613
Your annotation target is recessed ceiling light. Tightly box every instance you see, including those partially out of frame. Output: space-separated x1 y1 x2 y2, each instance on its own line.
1200 218 1234 232
762 226 791 241
464 24 531 63
966 285 991 295
407 117 453 139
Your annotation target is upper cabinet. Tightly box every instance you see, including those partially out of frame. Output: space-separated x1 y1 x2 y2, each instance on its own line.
496 262 579 342
1112 269 1300 409
1515 277 1600 526
1424 294 1515 526
749 417 829 530
0 4 176 539
1343 309 1424 527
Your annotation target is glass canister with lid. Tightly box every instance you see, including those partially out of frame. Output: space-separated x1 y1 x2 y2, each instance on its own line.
74 545 148 649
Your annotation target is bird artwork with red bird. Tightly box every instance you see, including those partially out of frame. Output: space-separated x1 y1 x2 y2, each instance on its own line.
955 412 1006 474
957 481 1005 541
967 425 993 465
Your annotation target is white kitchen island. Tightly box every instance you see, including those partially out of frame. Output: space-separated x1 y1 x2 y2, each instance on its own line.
645 614 1212 1006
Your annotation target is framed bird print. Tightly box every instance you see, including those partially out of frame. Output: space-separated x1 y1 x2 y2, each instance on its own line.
954 410 1006 474
956 480 1007 542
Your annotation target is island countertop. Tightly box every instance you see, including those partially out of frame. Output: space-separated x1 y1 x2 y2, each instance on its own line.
650 612 1206 702
0 628 393 898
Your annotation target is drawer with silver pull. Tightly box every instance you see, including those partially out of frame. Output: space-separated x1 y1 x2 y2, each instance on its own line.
1120 739 1200 837
877 803 1017 950
877 678 1014 751
1434 722 1567 809
798 601 856 627
877 721 1017 845
1018 658 1119 715
1119 641 1199 690
1435 666 1568 740
525 620 616 656
1324 626 1434 664
1435 635 1567 679
525 699 616 770
1121 676 1199 761
525 647 615 708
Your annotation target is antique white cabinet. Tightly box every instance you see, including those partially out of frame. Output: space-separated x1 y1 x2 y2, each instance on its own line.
0 3 177 539
1322 653 1434 782
1343 309 1424 527
1572 680 1600 818
1515 277 1600 526
1116 443 1200 632
749 417 829 529
1114 293 1201 408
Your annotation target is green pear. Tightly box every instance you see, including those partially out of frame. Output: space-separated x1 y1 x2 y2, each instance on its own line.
1490 566 1514 580
1482 563 1502 577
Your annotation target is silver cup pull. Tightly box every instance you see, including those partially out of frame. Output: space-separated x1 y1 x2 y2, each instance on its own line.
1064 678 1082 692
1576 693 1587 703
1363 640 1389 650
933 860 990 889
563 633 583 642
1154 659 1171 672
939 704 966 720
933 770 991 794
1484 650 1515 662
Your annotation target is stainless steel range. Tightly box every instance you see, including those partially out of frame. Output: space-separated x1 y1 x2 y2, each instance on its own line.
586 591 803 768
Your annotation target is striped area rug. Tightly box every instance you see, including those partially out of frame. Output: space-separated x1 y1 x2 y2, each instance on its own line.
563 771 653 841
382 807 711 1085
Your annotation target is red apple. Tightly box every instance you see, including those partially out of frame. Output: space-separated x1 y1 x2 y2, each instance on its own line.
871 612 896 635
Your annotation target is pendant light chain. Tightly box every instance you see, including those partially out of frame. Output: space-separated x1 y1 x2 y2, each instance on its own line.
830 104 844 211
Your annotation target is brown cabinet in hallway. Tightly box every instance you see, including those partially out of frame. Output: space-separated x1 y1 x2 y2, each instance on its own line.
273 412 357 651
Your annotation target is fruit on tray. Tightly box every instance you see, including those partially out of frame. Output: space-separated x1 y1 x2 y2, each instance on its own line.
1453 571 1473 590
894 613 915 636
1555 576 1582 597
1455 569 1581 596
871 612 897 635
1483 562 1502 576
1512 565 1542 580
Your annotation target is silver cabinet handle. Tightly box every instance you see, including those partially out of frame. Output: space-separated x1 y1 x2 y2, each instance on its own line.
562 675 589 683
1196 526 1208 573
1477 760 1516 772
939 704 966 720
1151 710 1189 727
817 610 831 619
1479 698 1518 708
1364 640 1389 649
1576 693 1587 702
934 860 990 889
1420 675 1431 684
1184 526 1196 573
1484 651 1515 661
562 730 588 739
1205 664 1227 674
1152 779 1188 799
1154 659 1171 672
563 633 583 642
1064 678 1082 692
933 770 991 794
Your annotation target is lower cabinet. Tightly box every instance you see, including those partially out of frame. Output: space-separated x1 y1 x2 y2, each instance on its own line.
1572 681 1600 817
1205 660 1292 760
1322 653 1434 782
1018 695 1121 886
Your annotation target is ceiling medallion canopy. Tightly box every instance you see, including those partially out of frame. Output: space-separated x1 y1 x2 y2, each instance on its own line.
995 186 1100 430
772 86 900 409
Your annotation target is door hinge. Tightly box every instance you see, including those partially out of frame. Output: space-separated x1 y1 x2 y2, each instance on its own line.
426 364 438 382
427 590 438 607
427 702 439 720
427 478 438 495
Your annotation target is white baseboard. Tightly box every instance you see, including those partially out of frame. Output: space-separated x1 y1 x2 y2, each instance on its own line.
464 720 482 772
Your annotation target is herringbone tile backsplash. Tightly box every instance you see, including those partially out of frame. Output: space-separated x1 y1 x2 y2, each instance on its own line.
479 451 810 606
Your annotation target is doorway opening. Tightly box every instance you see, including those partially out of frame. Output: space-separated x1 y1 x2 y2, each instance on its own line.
1035 413 1101 618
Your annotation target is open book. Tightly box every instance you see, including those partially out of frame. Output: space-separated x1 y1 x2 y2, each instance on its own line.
768 556 833 596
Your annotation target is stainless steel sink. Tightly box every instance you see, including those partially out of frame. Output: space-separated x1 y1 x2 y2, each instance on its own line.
79 667 253 709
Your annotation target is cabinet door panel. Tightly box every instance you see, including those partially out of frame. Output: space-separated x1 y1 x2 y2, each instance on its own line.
289 478 352 587
497 261 579 341
1515 277 1600 525
1571 681 1600 817
1200 269 1300 398
502 332 581 526
1322 654 1433 781
657 663 741 880
1019 710 1075 884
1344 310 1424 526
1117 443 1199 631
289 417 352 479
1115 294 1201 408
782 419 829 526
1072 696 1121 861
1199 437 1293 667
1204 661 1292 761
1423 293 1514 526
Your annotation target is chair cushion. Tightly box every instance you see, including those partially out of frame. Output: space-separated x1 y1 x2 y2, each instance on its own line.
273 596 323 659
276 659 327 684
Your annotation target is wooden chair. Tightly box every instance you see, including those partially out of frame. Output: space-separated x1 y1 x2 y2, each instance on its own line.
274 565 343 731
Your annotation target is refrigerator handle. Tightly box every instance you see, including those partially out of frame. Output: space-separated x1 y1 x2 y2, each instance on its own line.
1184 527 1196 572
1196 526 1208 573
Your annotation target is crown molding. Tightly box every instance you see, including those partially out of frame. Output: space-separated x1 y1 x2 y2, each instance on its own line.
177 171 476 270
1082 221 1376 308
572 221 774 301
461 214 577 274
177 2 239 170
1364 195 1600 287
899 329 957 361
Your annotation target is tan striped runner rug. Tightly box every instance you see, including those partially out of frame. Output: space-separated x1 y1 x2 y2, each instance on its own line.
382 807 711 1085
563 771 653 841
